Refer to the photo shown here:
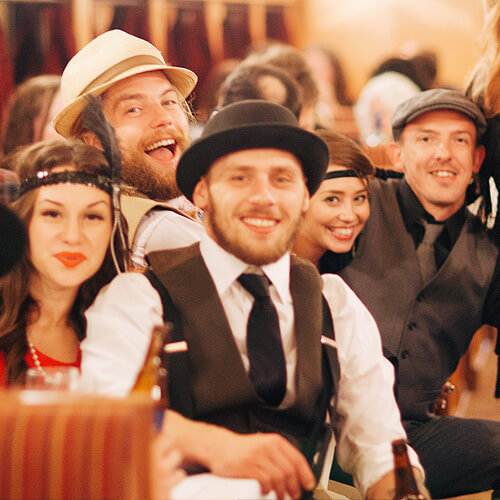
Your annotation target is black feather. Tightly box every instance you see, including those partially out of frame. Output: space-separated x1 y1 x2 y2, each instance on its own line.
80 95 122 184
80 95 128 274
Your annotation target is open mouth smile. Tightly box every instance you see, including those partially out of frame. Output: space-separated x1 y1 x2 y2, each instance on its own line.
241 217 278 231
328 226 355 239
430 170 456 178
145 139 177 160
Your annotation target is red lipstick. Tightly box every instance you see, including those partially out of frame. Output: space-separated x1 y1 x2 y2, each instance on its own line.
54 252 86 268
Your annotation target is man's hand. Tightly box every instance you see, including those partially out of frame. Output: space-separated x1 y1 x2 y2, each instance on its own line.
165 410 316 500
207 431 316 500
150 432 186 500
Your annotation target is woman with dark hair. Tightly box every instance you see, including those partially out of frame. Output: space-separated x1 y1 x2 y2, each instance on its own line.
294 129 374 273
0 139 126 385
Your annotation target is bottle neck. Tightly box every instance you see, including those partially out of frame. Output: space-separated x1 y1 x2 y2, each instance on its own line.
392 440 424 500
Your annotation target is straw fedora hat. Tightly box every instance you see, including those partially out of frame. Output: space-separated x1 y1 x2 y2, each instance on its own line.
177 100 329 201
53 30 198 138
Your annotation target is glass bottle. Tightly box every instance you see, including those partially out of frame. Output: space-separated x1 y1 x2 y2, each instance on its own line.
133 324 170 428
392 439 425 500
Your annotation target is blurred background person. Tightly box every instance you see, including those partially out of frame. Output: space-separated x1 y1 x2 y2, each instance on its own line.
194 58 241 124
218 62 302 118
355 57 422 151
1 74 62 157
304 43 358 138
242 42 319 130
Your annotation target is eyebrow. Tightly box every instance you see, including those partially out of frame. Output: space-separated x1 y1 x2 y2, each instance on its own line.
38 199 109 208
225 164 301 173
114 86 177 103
322 186 368 194
415 128 473 136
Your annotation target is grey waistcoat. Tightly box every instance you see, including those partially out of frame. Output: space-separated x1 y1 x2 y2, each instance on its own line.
340 179 498 420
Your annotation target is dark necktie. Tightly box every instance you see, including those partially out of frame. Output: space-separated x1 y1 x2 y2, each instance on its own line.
416 221 443 282
238 273 287 406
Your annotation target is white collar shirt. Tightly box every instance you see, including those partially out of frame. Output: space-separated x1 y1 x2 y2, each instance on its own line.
131 203 204 268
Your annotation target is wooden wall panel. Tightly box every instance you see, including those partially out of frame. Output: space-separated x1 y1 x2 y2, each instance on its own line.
303 0 486 100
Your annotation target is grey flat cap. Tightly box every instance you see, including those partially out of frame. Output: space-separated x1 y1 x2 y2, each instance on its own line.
391 88 487 141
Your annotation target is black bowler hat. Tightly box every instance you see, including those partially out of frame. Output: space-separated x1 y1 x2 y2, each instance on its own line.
176 100 329 201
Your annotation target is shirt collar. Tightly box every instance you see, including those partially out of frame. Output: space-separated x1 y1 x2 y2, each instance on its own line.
397 178 465 239
200 233 291 302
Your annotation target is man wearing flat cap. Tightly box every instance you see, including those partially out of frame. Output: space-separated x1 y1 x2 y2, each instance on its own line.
80 100 425 500
340 88 500 498
54 30 204 267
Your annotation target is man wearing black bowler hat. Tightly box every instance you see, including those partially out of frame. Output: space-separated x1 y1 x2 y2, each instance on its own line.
81 100 425 500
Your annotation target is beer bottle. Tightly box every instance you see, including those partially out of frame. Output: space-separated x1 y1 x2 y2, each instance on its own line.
392 439 425 500
133 324 170 412
133 323 188 429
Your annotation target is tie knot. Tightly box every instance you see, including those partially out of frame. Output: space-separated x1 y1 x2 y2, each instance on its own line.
419 220 443 246
238 273 270 299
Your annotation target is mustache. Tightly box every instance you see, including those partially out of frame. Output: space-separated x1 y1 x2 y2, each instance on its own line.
239 210 280 219
140 128 190 152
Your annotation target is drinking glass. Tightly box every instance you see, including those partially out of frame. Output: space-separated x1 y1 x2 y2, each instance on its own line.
25 366 80 391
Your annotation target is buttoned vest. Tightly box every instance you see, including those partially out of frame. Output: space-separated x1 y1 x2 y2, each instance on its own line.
340 179 498 421
147 243 336 450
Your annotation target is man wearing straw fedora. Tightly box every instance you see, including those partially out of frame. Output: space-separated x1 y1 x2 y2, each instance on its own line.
81 100 426 500
53 30 204 267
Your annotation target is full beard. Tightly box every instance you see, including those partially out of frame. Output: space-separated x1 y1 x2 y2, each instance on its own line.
119 132 190 202
206 199 302 266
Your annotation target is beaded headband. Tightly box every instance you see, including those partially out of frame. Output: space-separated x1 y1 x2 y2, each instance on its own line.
18 170 112 197
324 169 360 180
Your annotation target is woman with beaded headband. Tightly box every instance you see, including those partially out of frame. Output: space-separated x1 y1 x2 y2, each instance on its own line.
294 129 374 273
0 139 125 384
0 98 128 385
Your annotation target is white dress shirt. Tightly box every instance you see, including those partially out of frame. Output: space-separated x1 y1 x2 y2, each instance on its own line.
131 207 204 267
81 233 422 496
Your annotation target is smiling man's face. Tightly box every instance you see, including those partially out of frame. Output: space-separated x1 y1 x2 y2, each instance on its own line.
392 109 485 221
193 148 309 265
101 71 190 201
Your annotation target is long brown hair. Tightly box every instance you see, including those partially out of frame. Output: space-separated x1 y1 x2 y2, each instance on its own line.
467 2 500 117
0 140 126 384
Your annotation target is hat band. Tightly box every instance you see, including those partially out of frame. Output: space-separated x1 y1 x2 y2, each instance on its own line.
80 54 167 97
